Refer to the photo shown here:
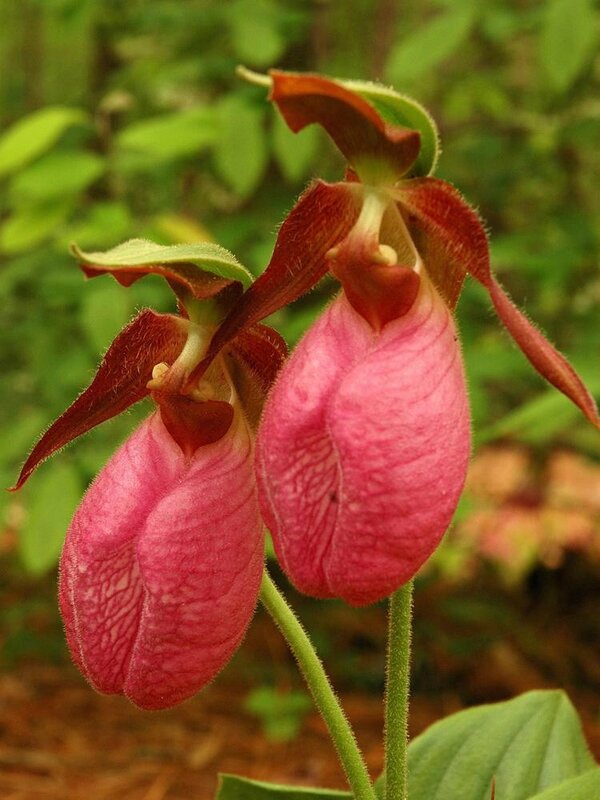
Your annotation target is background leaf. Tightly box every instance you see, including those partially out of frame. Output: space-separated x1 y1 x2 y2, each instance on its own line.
19 461 81 575
0 106 87 178
214 96 268 198
386 7 477 84
9 150 104 203
0 201 73 254
117 107 217 162
540 0 597 94
79 280 132 354
272 112 320 184
229 0 286 67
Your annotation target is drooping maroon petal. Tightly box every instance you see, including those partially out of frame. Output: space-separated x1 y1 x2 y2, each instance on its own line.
13 310 187 489
270 70 421 182
396 178 600 427
228 324 288 395
191 180 359 381
393 178 486 309
225 324 288 428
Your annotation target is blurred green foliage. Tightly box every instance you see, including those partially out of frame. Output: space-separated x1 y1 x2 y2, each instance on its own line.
0 0 598 578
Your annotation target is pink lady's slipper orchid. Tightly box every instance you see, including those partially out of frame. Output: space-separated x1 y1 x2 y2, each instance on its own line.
14 240 286 709
218 71 600 607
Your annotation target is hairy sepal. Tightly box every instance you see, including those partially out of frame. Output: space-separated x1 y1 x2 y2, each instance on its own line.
396 178 600 428
13 310 186 489
224 324 288 429
192 180 359 382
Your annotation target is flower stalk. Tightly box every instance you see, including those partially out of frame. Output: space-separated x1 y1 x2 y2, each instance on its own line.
385 580 414 800
259 570 377 800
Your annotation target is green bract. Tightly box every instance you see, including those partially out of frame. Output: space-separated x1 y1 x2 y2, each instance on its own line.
72 238 253 291
342 79 440 177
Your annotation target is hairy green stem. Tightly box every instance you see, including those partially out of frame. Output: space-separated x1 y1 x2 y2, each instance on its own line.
260 570 377 800
384 580 414 800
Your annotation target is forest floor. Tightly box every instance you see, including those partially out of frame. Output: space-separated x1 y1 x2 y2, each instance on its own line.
1 444 599 799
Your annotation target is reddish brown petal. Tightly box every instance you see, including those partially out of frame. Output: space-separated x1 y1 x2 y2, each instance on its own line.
487 281 599 427
394 177 488 308
191 180 359 380
152 393 234 459
270 70 420 182
229 324 287 394
13 310 187 489
226 324 288 428
396 178 600 427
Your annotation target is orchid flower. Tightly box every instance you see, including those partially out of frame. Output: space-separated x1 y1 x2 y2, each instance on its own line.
225 70 599 607
14 240 286 709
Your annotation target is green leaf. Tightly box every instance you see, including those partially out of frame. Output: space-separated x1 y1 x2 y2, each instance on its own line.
230 0 286 67
79 280 132 353
0 201 73 254
216 774 352 799
244 686 311 742
73 238 253 291
405 691 594 800
214 97 268 198
117 107 217 161
9 150 104 203
19 461 81 575
342 80 440 177
540 0 597 94
528 769 600 799
386 7 477 84
0 106 88 179
272 112 320 183
475 369 600 446
59 202 132 249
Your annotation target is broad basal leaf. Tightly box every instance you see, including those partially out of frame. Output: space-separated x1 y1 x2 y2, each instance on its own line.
527 769 600 799
406 690 594 800
216 774 352 799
